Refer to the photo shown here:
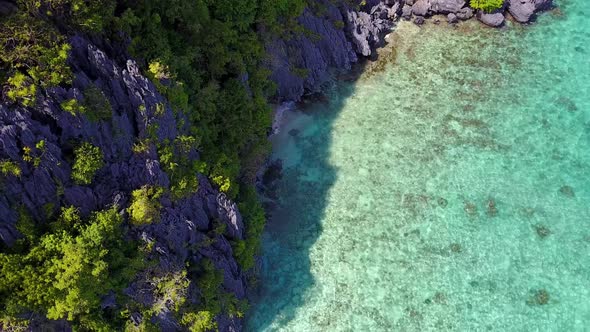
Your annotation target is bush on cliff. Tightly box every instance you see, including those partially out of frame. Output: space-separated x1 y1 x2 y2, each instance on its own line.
233 185 266 271
127 186 164 225
470 0 504 12
19 0 116 32
0 161 21 177
157 135 205 199
181 310 217 332
71 142 104 185
115 0 310 199
82 84 113 121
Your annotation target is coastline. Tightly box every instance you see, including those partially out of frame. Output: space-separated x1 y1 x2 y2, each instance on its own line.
259 0 555 202
268 0 555 105
0 0 560 330
249 0 590 329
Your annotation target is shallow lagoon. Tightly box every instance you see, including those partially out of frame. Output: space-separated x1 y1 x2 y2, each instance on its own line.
248 1 590 330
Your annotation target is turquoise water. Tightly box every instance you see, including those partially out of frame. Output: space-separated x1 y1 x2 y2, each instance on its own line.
248 1 590 331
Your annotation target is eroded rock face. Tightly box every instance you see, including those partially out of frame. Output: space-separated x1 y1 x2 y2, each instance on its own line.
0 35 245 331
0 0 17 16
267 0 394 101
266 5 358 102
431 0 466 13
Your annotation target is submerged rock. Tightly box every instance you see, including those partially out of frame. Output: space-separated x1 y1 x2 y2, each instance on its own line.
450 243 462 253
534 224 552 238
486 199 498 217
527 289 550 305
555 96 578 112
464 201 478 217
559 185 575 197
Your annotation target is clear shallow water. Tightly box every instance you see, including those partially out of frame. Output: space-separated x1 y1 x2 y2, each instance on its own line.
248 1 590 331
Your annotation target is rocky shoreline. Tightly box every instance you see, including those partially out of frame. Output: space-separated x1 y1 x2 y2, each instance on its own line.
267 0 554 103
258 0 554 208
0 1 555 330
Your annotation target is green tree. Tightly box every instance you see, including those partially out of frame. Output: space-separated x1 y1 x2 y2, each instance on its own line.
127 186 164 225
470 0 504 12
0 207 141 329
71 142 104 185
181 311 217 332
232 185 266 270
82 85 112 121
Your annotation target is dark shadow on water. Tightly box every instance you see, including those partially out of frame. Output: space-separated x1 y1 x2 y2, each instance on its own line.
245 60 369 331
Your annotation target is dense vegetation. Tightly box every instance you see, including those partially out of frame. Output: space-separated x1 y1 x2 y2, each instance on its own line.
0 207 142 329
0 0 312 330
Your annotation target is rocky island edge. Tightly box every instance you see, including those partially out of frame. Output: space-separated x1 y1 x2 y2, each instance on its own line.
0 0 554 331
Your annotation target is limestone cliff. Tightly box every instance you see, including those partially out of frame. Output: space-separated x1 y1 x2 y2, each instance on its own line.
0 35 245 331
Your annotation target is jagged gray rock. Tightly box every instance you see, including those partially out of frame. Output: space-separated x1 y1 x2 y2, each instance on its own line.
448 12 459 23
412 0 430 16
0 35 246 331
457 6 474 20
0 0 16 16
477 11 505 27
267 0 393 102
508 0 553 23
402 4 413 18
266 4 358 101
431 0 466 13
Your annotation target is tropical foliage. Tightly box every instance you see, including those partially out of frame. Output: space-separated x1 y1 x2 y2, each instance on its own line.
470 0 505 12
71 142 104 185
0 0 309 329
127 186 164 225
0 207 142 329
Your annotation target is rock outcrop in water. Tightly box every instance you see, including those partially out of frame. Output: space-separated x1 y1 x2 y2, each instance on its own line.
268 0 553 101
0 35 245 331
508 0 553 23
